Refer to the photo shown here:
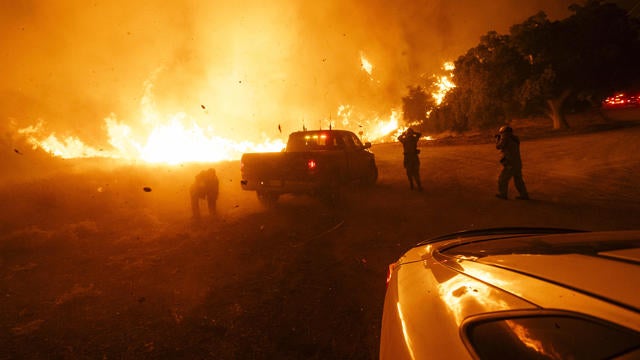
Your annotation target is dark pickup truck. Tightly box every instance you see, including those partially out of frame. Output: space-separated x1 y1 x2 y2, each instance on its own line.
240 129 378 205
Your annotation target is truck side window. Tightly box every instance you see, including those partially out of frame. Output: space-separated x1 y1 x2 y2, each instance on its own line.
327 135 338 148
341 134 356 150
350 134 363 148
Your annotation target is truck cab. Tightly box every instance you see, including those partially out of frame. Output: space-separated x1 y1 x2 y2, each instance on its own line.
240 129 377 206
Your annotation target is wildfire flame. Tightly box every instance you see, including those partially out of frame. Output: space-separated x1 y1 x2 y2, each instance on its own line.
18 122 107 159
432 61 456 105
16 57 450 164
18 83 401 164
18 83 287 165
360 52 373 76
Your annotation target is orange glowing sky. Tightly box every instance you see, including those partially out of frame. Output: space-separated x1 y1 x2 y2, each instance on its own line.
1 0 575 162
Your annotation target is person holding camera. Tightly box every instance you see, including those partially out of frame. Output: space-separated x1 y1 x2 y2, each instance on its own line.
398 127 423 191
495 125 529 200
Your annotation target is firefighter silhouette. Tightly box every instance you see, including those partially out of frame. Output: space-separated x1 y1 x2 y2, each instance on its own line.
495 126 529 200
398 128 423 191
190 168 219 218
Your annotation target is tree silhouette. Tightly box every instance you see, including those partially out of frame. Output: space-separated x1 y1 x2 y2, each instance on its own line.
511 0 640 129
429 0 640 131
402 86 433 126
446 31 529 130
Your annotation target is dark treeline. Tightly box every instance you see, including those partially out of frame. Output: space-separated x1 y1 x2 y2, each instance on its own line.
404 0 640 133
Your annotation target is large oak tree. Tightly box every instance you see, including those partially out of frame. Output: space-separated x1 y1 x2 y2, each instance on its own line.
423 0 640 131
511 1 640 129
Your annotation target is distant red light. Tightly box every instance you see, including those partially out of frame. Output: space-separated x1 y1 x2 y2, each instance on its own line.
603 92 640 108
307 159 317 170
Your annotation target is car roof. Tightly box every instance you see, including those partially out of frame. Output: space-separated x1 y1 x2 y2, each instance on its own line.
289 129 354 136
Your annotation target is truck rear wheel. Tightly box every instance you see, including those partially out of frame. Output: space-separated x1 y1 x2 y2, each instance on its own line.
256 191 279 207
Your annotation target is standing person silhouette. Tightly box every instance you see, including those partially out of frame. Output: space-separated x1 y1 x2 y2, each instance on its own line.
398 128 423 191
495 126 529 200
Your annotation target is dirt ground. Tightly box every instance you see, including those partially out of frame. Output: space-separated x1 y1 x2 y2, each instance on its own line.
1 111 640 359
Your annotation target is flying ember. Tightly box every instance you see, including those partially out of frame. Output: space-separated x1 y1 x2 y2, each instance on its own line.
360 53 373 76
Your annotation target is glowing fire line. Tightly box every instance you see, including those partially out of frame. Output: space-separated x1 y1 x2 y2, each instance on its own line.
19 105 402 165
17 59 454 164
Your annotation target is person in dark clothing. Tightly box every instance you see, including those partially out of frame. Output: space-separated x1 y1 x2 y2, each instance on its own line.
398 128 423 191
495 126 529 200
190 168 219 218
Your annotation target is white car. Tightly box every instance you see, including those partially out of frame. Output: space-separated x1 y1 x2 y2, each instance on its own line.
380 227 640 359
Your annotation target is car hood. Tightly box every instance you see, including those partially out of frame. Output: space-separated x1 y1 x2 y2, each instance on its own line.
437 230 640 330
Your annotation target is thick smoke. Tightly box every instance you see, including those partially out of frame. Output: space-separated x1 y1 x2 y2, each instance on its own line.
1 0 574 146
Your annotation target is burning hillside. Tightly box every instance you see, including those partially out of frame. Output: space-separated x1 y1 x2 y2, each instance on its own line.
2 1 574 165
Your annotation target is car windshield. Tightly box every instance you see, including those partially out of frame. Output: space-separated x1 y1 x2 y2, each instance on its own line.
464 312 640 360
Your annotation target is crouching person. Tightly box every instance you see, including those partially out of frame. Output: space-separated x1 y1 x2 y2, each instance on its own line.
190 168 219 219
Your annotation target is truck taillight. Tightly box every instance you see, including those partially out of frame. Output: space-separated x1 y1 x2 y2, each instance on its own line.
307 159 317 170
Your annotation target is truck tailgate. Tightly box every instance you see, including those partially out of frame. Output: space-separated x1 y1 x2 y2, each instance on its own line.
240 151 343 191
